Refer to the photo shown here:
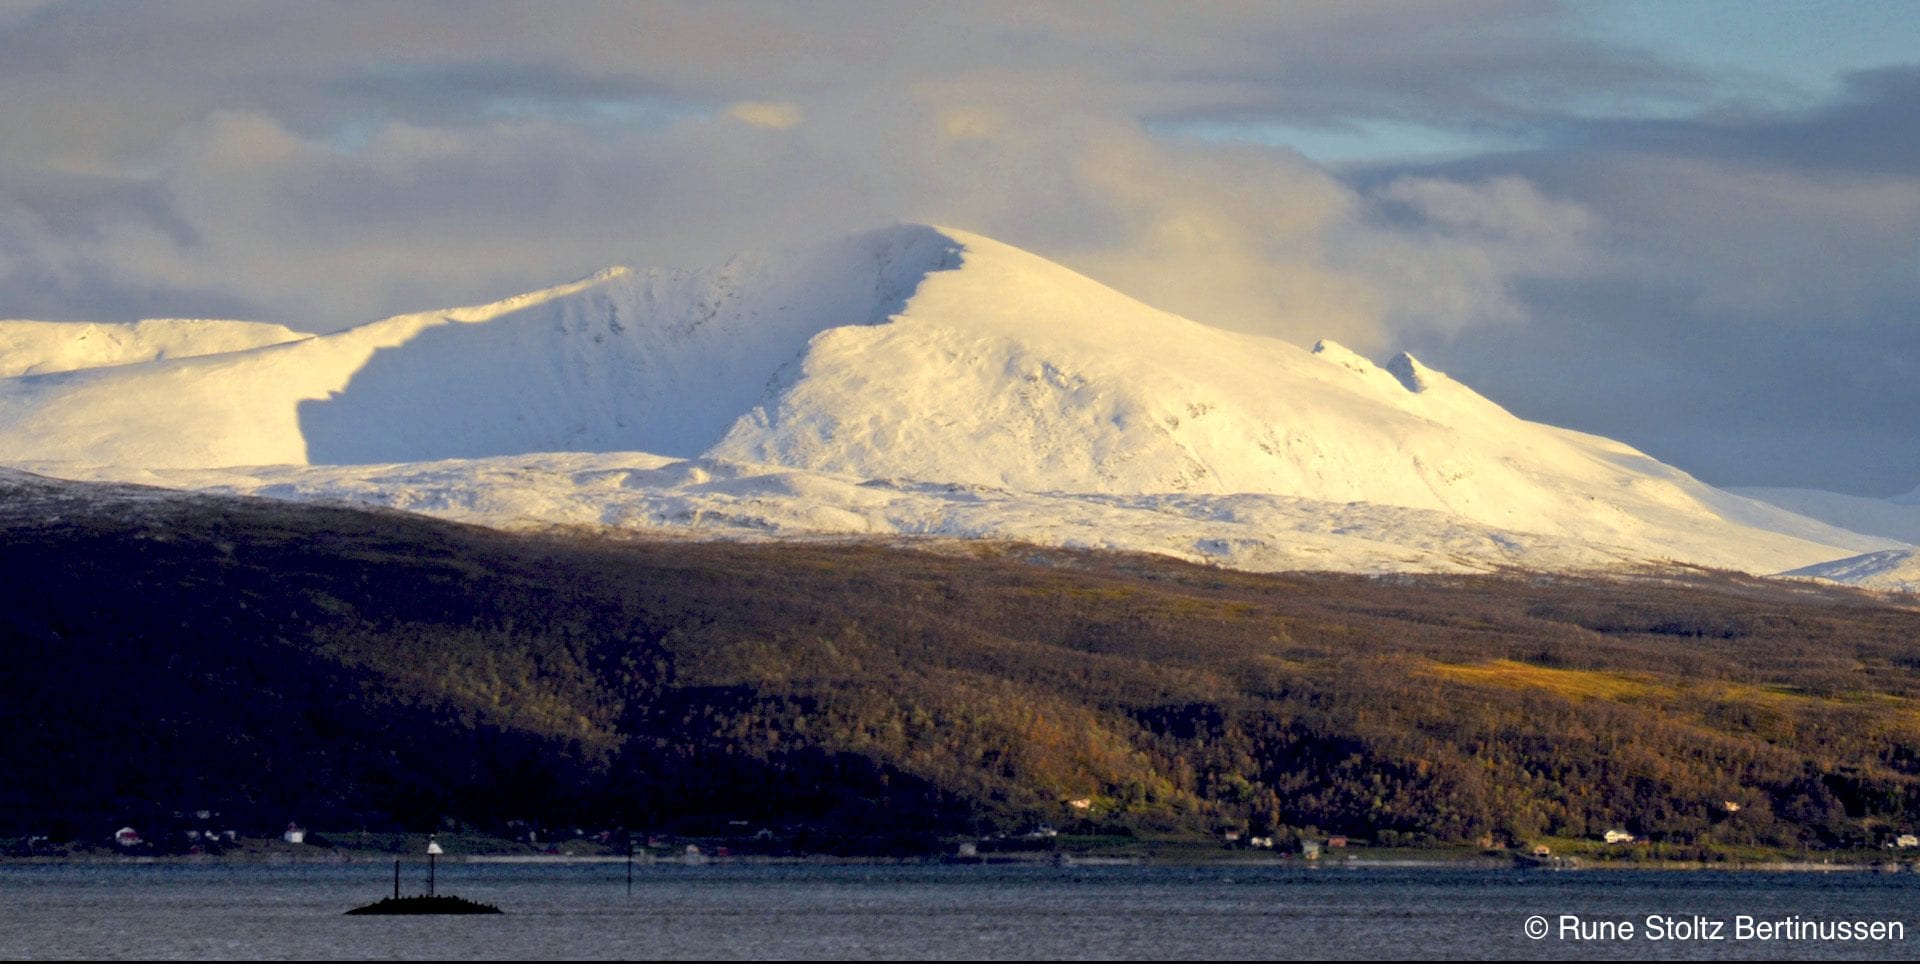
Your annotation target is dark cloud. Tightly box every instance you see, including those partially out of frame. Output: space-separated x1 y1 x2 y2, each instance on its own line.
1386 73 1920 496
0 261 264 323
1563 66 1920 175
1405 280 1920 496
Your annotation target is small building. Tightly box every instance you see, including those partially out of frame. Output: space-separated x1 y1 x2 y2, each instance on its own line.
1248 836 1274 849
1532 844 1552 857
1894 834 1918 849
1721 801 1742 813
1326 835 1349 849
1602 829 1634 845
1301 839 1323 860
282 823 306 844
113 827 141 847
1067 798 1092 812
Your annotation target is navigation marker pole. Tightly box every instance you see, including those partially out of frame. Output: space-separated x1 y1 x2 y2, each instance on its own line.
427 836 444 897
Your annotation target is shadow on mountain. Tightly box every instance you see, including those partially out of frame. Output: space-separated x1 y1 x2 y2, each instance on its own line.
297 225 964 465
297 286 647 465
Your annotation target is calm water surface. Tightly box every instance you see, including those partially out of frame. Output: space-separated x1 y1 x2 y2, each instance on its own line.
3 862 1918 960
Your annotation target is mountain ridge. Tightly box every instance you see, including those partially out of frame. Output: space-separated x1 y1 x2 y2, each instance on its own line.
0 224 1904 580
0 317 309 379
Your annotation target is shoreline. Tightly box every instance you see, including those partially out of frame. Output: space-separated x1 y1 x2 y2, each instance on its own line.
6 851 1916 874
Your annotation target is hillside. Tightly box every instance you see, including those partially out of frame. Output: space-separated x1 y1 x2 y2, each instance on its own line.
0 318 305 379
7 471 1920 854
1737 485 1920 547
0 225 1899 579
1785 549 1920 594
0 229 956 468
1734 486 1920 592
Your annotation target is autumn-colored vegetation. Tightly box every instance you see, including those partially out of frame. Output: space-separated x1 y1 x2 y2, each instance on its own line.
5 476 1920 854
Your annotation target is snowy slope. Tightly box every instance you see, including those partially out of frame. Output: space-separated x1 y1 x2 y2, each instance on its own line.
0 224 1900 578
1783 550 1920 593
0 318 305 378
39 453 1699 577
0 227 958 468
1734 486 1920 546
702 229 1893 572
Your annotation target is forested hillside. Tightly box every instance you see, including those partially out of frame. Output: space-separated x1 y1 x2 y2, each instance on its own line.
5 472 1920 854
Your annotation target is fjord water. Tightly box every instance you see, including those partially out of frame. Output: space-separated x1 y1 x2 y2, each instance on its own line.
2 863 1916 960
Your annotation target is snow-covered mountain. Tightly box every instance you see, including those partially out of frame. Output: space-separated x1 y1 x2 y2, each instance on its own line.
1782 549 1920 594
0 228 945 470
0 317 304 378
1732 485 1920 592
1733 485 1920 546
0 224 1904 580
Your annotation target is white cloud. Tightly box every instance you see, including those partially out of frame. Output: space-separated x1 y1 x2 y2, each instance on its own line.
0 2 1858 358
1354 175 1599 334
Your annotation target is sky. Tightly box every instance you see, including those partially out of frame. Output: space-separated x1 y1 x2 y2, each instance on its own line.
1 1 1915 495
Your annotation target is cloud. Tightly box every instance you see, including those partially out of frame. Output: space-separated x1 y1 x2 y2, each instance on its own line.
0 2 1914 494
1589 154 1920 319
0 4 1615 345
723 101 803 130
1384 68 1920 495
1569 66 1920 176
1350 175 1597 333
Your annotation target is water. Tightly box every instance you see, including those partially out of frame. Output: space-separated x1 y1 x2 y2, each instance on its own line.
2 862 1917 959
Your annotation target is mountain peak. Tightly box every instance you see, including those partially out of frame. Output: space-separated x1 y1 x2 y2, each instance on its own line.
1385 351 1438 393
0 224 1898 581
1311 339 1380 376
